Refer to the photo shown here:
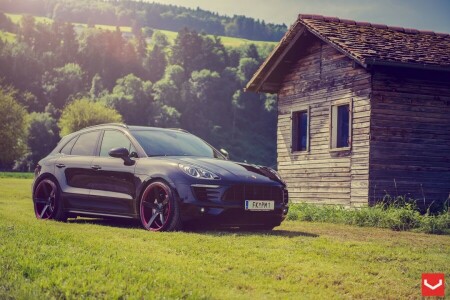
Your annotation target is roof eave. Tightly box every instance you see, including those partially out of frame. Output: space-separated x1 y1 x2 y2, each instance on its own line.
245 21 304 93
366 59 450 72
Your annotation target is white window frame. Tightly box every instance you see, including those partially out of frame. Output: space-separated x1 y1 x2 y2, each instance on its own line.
329 99 352 151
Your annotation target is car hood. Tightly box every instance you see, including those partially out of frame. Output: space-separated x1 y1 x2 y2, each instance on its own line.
171 157 283 184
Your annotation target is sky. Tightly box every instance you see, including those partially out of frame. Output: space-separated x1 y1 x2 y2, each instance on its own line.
151 0 450 33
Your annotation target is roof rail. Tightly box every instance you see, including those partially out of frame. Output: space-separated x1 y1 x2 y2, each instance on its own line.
82 123 128 130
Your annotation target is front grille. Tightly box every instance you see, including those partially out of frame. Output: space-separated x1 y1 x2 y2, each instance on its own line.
222 185 283 203
192 186 221 202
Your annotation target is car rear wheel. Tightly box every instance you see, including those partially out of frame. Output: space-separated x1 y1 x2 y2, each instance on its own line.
33 178 67 222
139 181 181 232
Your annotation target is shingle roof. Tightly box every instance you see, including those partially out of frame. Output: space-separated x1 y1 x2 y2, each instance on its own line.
246 14 450 92
300 14 450 68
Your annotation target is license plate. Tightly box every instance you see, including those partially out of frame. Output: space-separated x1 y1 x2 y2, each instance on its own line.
245 200 274 211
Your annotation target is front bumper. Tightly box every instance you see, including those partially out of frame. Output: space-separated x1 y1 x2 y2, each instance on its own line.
174 182 289 226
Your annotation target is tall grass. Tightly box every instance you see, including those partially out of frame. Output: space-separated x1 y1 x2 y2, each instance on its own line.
287 196 450 235
0 172 34 179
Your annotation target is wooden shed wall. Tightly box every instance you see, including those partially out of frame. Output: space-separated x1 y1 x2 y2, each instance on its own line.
369 69 450 206
277 39 371 206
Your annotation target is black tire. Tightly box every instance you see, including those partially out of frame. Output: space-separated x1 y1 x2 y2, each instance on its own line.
139 180 182 232
33 178 68 222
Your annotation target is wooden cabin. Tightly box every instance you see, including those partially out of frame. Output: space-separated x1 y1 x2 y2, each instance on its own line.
246 14 450 207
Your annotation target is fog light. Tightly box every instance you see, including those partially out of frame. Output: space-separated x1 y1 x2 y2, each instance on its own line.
200 207 205 213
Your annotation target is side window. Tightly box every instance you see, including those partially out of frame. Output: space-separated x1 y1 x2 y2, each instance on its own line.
330 103 351 149
291 109 309 152
70 131 101 156
60 136 78 155
100 130 135 157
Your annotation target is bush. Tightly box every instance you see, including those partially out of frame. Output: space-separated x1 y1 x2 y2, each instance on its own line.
287 196 450 235
58 98 122 136
0 88 28 169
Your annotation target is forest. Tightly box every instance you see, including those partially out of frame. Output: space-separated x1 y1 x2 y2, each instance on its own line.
0 0 287 41
0 8 278 171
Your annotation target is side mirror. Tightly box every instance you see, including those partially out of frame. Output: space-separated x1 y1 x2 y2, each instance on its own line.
220 148 230 160
108 147 135 166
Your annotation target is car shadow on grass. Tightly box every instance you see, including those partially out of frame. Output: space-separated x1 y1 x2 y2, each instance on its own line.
67 218 319 238
68 217 141 229
186 228 319 238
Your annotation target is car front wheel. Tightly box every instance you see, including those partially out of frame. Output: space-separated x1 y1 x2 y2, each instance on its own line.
139 180 181 232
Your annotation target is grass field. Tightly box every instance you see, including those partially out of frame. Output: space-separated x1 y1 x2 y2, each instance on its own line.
0 172 34 179
6 13 52 24
4 13 276 48
1 177 449 299
0 31 16 43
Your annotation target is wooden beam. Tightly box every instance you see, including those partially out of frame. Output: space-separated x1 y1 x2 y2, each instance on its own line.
252 26 306 93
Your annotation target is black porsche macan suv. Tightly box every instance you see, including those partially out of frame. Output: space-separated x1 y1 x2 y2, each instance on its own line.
32 123 289 231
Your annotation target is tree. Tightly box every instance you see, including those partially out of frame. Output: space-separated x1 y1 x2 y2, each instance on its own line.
181 69 233 140
152 31 169 48
143 45 166 82
58 98 122 136
27 112 59 166
170 28 204 75
18 14 36 47
152 65 185 108
171 29 228 75
90 73 106 99
101 74 154 125
42 63 85 109
0 88 28 169
200 35 228 73
60 22 79 63
244 44 260 60
237 57 259 82
0 12 16 32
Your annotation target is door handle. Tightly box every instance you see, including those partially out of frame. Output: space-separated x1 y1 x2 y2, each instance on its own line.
56 163 66 168
91 165 102 170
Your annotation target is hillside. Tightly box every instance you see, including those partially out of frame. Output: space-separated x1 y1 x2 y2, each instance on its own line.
0 0 287 41
1 13 277 49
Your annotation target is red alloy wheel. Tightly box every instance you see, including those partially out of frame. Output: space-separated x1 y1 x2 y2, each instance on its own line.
140 182 172 231
33 179 57 220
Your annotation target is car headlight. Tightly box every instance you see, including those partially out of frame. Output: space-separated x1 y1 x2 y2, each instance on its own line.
267 168 285 183
179 164 220 180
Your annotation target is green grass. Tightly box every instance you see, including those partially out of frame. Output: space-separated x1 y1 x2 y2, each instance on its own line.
4 13 276 48
0 172 34 179
288 201 450 234
0 30 16 43
1 178 449 299
6 13 52 24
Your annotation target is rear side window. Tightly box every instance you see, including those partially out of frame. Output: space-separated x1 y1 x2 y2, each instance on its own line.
60 136 77 155
100 130 135 157
70 131 100 156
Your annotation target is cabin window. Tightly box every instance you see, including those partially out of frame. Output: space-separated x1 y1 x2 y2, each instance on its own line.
291 109 309 152
330 103 351 149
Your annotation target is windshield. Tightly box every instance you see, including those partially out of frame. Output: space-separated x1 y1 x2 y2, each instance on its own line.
131 130 223 158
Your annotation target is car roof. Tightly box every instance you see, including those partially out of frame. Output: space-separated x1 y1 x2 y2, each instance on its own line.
69 123 189 135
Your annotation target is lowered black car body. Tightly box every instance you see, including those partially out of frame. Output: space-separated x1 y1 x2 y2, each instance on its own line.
32 124 289 231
